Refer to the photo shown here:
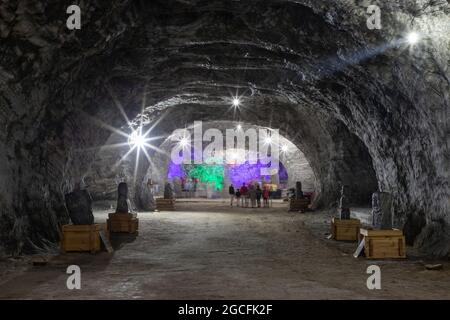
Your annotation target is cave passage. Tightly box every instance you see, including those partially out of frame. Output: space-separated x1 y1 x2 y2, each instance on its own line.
0 0 449 301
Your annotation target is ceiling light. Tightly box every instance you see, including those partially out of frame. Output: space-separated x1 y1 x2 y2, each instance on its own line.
128 130 146 149
406 32 420 45
179 137 189 147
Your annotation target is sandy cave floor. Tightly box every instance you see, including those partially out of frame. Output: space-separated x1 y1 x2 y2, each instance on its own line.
0 200 449 299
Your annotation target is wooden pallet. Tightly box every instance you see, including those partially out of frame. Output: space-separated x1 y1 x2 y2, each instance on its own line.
156 198 176 211
289 198 310 212
359 228 406 259
331 218 361 241
61 224 107 253
107 213 139 234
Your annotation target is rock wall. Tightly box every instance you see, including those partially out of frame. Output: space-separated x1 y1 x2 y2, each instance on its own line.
0 0 448 256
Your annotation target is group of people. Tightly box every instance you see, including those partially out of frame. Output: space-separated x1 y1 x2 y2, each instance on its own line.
228 183 270 208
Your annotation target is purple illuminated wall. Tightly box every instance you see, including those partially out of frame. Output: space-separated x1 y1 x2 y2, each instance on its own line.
167 161 184 180
227 161 288 186
167 160 288 188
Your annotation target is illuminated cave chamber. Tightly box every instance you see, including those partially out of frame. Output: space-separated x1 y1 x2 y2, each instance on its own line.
88 122 318 200
148 122 317 199
0 1 448 258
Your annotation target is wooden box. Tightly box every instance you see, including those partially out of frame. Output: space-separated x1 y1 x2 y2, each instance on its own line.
359 228 406 259
289 198 310 212
331 218 361 241
61 224 106 253
156 198 176 211
107 213 139 234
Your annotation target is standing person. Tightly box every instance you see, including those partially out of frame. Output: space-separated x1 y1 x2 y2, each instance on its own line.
249 184 257 208
186 179 193 198
235 188 241 207
262 186 270 208
193 177 198 193
229 184 235 206
240 183 248 207
256 185 262 208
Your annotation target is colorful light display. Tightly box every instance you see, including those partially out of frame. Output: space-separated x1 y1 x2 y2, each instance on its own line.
167 161 184 180
187 164 224 191
167 162 225 191
167 160 288 191
227 161 271 187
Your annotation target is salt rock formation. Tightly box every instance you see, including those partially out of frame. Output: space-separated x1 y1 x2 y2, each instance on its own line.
0 1 448 257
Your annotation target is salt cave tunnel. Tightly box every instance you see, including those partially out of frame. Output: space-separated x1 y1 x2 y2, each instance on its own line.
0 0 449 262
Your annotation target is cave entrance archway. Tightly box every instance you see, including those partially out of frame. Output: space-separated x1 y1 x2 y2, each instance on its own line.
139 121 318 200
87 111 377 212
1 0 448 257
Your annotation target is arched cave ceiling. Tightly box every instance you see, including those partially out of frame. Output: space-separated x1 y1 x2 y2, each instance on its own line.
0 0 448 256
87 120 320 201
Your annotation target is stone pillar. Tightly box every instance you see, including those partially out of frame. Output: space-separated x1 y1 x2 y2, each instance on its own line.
164 182 174 199
139 178 156 211
372 191 393 229
295 181 303 199
116 182 132 213
64 188 95 225
339 185 351 220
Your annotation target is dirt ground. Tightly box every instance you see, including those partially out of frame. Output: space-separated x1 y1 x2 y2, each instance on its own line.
0 200 449 299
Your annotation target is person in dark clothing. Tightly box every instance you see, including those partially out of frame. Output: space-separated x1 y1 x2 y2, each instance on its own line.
229 184 235 206
256 185 262 208
262 186 270 208
249 184 257 208
240 183 249 207
235 189 241 207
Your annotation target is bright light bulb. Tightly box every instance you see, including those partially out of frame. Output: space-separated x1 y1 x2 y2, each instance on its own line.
179 137 189 147
264 136 272 144
129 130 146 148
281 145 289 152
236 124 242 130
232 98 240 107
407 32 420 45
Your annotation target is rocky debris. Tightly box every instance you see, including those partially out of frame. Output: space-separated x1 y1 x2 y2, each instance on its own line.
31 255 50 266
424 264 443 271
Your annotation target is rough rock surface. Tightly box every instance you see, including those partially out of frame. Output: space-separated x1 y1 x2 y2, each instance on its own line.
0 0 448 256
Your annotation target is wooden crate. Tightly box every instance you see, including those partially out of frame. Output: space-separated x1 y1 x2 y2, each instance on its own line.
331 218 361 241
289 198 310 212
359 228 406 259
156 198 176 211
61 224 106 253
107 213 139 234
